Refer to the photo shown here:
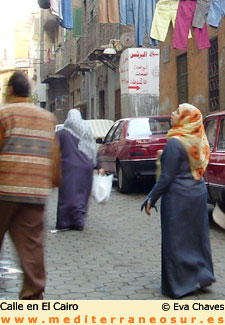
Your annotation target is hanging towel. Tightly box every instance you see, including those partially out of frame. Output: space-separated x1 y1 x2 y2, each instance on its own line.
46 48 51 64
150 0 179 42
173 0 210 51
207 0 225 28
98 0 120 23
50 0 63 20
59 0 73 29
192 0 211 29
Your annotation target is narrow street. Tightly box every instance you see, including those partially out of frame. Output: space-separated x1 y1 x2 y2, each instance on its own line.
0 186 225 300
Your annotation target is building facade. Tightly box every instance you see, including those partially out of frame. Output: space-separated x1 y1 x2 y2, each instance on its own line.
159 19 225 117
39 0 160 123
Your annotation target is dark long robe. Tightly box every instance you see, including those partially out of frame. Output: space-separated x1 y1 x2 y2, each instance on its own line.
147 138 215 298
56 129 95 230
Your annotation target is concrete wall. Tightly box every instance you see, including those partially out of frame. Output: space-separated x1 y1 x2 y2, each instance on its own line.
121 94 159 117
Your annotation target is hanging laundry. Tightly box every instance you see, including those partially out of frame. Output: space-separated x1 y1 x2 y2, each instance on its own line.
150 0 179 42
192 0 211 29
151 0 192 43
119 0 134 25
59 0 73 29
207 0 225 28
130 0 158 47
98 0 120 23
173 0 210 51
38 0 50 9
50 0 63 20
46 49 51 64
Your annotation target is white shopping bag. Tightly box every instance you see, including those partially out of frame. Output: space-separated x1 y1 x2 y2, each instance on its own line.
91 174 113 203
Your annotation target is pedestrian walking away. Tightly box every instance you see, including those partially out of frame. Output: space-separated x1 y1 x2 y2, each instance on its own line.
0 72 61 300
53 108 104 233
141 103 216 299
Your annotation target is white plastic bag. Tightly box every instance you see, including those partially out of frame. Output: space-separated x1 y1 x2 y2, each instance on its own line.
91 174 113 203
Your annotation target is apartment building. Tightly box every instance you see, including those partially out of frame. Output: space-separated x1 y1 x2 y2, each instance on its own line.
39 0 161 123
159 19 225 117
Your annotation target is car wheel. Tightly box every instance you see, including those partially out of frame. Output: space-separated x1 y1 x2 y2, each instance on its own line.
117 164 132 193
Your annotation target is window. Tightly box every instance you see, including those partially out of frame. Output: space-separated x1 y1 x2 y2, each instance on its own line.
208 38 219 112
73 8 82 37
205 119 217 149
127 118 170 139
112 121 124 142
217 119 225 151
177 53 188 104
104 122 119 143
115 89 121 121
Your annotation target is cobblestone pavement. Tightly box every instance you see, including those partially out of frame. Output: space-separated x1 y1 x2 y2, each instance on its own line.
0 185 225 300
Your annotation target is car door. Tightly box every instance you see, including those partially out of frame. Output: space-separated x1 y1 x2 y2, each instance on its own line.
107 121 125 173
97 121 120 172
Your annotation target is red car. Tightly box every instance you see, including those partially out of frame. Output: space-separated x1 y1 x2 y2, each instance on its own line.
204 111 225 204
97 115 171 193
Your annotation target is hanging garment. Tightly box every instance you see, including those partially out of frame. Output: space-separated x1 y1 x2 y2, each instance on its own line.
59 0 73 29
192 0 211 29
50 0 63 20
207 0 225 28
131 0 158 47
119 0 134 25
150 0 179 42
46 48 51 64
173 0 210 51
98 0 120 23
38 0 50 9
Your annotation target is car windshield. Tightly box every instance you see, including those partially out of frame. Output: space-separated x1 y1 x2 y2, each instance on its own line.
127 117 170 138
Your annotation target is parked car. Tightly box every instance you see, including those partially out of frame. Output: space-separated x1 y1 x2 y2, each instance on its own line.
204 110 225 204
97 115 171 193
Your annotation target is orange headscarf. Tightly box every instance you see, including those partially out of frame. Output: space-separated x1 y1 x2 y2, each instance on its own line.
166 103 210 180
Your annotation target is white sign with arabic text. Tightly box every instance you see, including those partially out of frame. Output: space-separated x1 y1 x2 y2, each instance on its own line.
119 48 159 95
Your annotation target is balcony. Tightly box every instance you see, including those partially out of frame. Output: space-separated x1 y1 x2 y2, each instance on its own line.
40 60 63 83
55 36 77 77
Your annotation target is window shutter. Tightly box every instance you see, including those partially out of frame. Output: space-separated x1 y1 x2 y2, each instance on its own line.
73 8 82 37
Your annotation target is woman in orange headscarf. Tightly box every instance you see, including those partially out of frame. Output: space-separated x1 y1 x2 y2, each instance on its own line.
141 103 215 299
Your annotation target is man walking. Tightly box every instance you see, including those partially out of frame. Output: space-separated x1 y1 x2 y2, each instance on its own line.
0 72 60 299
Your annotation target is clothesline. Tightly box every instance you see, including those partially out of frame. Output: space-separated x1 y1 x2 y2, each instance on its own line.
98 0 224 51
38 0 73 29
